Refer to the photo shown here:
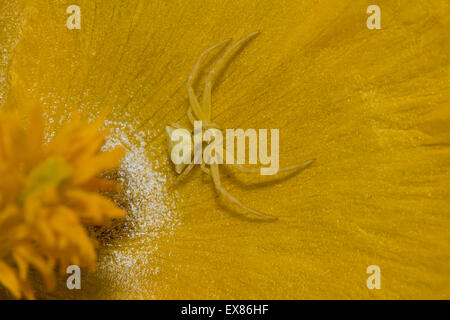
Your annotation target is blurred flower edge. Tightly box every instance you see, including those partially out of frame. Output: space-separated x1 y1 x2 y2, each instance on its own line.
0 74 125 299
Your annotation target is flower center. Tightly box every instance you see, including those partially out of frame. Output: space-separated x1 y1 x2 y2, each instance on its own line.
18 157 72 204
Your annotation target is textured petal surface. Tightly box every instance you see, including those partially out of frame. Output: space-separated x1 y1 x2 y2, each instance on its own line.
0 0 449 299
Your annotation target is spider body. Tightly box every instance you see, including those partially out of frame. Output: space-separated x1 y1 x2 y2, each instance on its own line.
166 31 314 220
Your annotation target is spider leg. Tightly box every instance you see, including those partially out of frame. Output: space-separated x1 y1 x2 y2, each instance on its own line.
188 38 231 121
173 148 204 183
221 145 315 173
202 31 260 122
187 108 196 126
234 159 316 173
277 159 316 172
209 163 278 220
187 108 224 129
205 122 222 130
168 162 196 190
169 122 187 130
175 163 196 181
201 161 210 174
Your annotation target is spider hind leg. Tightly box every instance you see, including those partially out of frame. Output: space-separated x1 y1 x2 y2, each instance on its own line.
209 163 278 221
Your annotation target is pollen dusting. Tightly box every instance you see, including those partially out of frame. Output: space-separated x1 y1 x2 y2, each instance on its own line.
96 120 179 298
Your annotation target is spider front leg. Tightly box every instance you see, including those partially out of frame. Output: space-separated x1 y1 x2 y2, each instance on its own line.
187 107 196 126
209 163 278 220
187 107 222 130
169 122 186 130
188 38 231 122
202 31 260 123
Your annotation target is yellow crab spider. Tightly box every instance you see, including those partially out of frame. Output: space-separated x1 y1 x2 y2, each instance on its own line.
166 31 315 220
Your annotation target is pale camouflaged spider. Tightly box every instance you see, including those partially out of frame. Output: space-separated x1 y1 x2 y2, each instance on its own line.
166 31 315 220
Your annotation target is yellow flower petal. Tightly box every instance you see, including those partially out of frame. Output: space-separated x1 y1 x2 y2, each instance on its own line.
0 260 22 298
0 0 449 299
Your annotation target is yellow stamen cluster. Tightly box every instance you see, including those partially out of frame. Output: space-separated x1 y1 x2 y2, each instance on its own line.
0 100 125 299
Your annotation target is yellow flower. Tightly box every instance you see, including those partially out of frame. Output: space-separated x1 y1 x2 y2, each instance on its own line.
0 78 125 299
1 0 449 299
